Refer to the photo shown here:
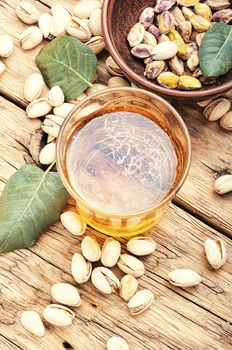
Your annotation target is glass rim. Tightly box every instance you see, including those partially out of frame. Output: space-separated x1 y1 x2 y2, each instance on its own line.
56 87 192 218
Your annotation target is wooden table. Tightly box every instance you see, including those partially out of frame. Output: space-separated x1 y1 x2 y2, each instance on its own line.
1 1 232 349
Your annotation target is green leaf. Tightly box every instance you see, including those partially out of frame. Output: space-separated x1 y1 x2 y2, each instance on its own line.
0 165 69 253
35 36 98 101
199 23 232 78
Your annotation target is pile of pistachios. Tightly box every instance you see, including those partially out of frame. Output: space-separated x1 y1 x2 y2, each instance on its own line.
127 0 232 90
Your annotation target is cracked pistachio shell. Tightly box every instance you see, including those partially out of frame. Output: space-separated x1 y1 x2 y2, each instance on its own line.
101 238 121 267
51 4 72 21
177 0 199 6
89 9 102 36
42 120 60 138
0 61 5 76
81 236 101 262
194 3 212 21
143 31 157 46
43 304 75 327
117 254 145 277
24 72 45 102
47 86 65 107
107 336 130 350
53 103 75 117
46 114 64 126
127 23 145 47
220 111 232 131
203 98 231 121
49 14 68 37
157 71 180 88
26 98 52 118
74 0 101 19
108 77 130 88
106 56 124 76
0 34 14 57
139 7 155 29
91 267 120 294
154 0 177 13
51 283 81 306
131 44 153 58
16 2 40 24
186 51 199 71
20 26 43 50
145 60 166 80
213 174 232 194
38 13 52 39
178 21 192 43
171 6 186 25
66 17 92 42
158 11 175 35
86 36 105 54
127 236 156 256
212 9 232 23
178 75 201 90
206 0 230 11
168 269 201 287
152 41 178 60
86 83 107 96
21 311 45 337
169 56 184 76
204 238 227 269
120 275 138 301
60 211 87 236
72 252 92 284
39 143 56 165
128 289 154 315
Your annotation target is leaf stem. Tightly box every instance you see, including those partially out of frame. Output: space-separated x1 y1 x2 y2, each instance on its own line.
46 160 56 174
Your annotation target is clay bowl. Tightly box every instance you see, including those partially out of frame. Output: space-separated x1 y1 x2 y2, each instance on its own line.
102 0 232 103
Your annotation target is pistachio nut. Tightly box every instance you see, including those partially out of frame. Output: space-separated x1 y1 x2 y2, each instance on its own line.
128 289 154 315
106 56 124 76
49 14 68 37
74 0 101 19
139 7 155 29
20 311 45 337
66 17 92 42
26 98 52 118
54 102 76 118
107 336 130 350
154 0 177 13
81 236 101 262
206 0 230 11
46 114 65 126
199 76 218 85
178 21 192 43
0 61 5 76
24 72 45 102
168 269 201 287
203 98 231 121
157 71 180 88
120 275 138 302
89 9 102 36
213 174 232 194
182 8 211 32
196 32 205 46
38 13 52 39
127 23 145 47
194 3 212 21
168 28 185 47
60 211 87 236
16 2 40 24
143 31 157 46
158 11 175 35
39 143 56 165
51 283 81 306
197 98 214 107
186 51 199 71
117 254 145 277
131 44 153 58
148 25 161 39
212 9 232 23
91 266 120 294
220 111 232 130
108 77 130 88
127 236 156 256
178 75 201 90
145 60 166 79
204 238 227 269
101 238 121 267
144 56 154 65
171 6 186 25
177 0 200 6
20 26 43 50
152 41 178 60
86 36 105 54
43 304 75 327
86 83 107 96
0 34 14 57
169 56 184 76
72 252 92 284
178 42 198 60
51 4 72 22
42 119 60 138
158 34 170 43
47 86 65 107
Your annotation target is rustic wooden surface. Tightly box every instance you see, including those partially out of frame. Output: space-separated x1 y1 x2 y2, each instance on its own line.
0 1 232 350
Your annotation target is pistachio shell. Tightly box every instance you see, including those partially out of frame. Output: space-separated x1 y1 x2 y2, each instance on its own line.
157 71 180 89
46 114 65 126
168 269 201 287
0 61 5 76
26 98 52 118
51 283 81 306
203 98 231 121
220 111 232 130
38 13 52 39
51 4 72 21
53 103 76 118
128 289 154 315
108 77 130 88
74 0 101 19
89 9 102 36
72 252 92 284
39 143 56 165
16 2 40 24
204 238 227 269
107 336 130 350
81 236 101 262
91 267 120 294
21 311 45 337
213 174 232 194
127 23 145 47
47 86 65 107
24 72 45 102
86 36 105 54
120 275 138 301
178 75 201 90
0 34 14 57
117 254 145 277
127 236 156 256
106 56 124 76
66 17 92 42
60 211 86 236
101 238 121 267
152 41 178 60
42 121 60 138
20 26 43 50
145 60 167 80
50 14 69 37
139 7 155 29
86 83 107 96
43 304 75 327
